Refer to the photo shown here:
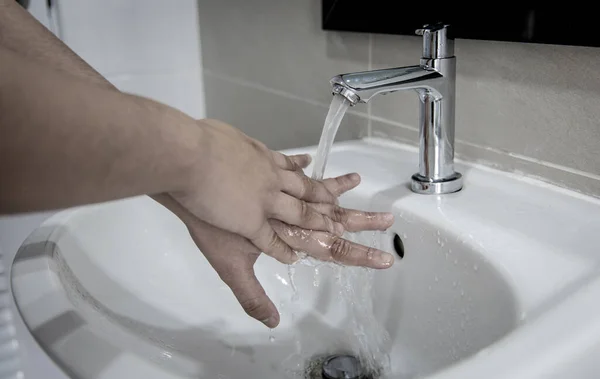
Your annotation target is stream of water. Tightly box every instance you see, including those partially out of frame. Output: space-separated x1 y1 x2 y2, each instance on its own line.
311 94 351 182
285 94 391 377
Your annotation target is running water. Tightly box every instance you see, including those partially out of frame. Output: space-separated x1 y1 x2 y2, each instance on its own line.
311 94 351 181
286 94 391 376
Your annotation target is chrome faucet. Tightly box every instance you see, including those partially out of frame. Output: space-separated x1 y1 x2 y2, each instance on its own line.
330 23 463 195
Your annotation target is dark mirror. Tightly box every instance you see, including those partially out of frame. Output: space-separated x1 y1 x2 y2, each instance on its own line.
322 2 600 48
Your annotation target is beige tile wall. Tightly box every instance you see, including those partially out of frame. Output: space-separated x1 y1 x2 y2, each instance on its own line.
198 0 600 198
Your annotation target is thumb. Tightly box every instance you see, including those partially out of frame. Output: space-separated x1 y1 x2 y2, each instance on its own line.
218 255 280 328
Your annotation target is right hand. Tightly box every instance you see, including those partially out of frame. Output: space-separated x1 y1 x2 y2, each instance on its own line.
172 119 350 264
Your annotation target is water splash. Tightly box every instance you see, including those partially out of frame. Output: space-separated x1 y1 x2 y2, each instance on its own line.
304 94 390 375
281 94 392 377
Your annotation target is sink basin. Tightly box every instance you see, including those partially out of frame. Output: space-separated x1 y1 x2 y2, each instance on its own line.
11 138 600 379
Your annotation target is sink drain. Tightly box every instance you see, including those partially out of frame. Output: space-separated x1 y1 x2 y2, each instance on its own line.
321 355 364 379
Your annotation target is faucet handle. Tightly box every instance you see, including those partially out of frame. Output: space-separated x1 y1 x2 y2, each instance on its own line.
415 23 454 59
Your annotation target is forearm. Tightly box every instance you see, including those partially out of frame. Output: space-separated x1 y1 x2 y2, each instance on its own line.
0 1 183 214
0 46 200 213
0 0 113 90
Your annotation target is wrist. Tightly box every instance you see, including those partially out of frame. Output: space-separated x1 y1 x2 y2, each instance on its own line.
150 102 205 194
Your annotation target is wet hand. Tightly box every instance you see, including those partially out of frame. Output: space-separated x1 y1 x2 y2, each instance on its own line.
185 199 393 329
172 119 348 263
156 170 395 328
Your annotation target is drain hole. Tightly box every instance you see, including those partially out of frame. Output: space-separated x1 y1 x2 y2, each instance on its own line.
393 234 404 259
322 355 364 379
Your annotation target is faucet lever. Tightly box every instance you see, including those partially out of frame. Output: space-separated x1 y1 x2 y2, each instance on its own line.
415 23 454 59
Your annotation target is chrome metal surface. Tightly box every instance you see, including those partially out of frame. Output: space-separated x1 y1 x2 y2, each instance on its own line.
416 23 454 58
330 23 463 194
321 355 363 379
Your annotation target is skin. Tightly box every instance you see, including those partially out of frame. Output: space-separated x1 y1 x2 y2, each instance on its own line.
0 0 395 327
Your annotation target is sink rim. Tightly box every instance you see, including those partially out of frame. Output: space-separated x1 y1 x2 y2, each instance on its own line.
11 138 600 379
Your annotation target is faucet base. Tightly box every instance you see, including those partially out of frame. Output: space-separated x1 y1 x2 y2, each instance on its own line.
411 172 463 195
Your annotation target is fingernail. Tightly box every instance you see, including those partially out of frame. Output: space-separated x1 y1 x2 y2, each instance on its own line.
349 173 360 182
334 222 345 236
290 253 301 264
380 253 394 267
262 316 277 328
382 213 394 222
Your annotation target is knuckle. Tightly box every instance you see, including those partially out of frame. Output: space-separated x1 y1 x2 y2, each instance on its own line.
267 231 281 249
330 237 352 260
337 175 349 188
300 201 314 222
239 296 266 317
333 205 349 224
294 172 307 198
290 159 301 172
301 175 315 199
337 176 351 191
285 156 296 170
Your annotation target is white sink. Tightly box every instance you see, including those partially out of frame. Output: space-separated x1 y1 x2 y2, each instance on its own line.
11 138 600 379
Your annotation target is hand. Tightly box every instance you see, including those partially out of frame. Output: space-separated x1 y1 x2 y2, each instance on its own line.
172 119 349 263
155 174 395 329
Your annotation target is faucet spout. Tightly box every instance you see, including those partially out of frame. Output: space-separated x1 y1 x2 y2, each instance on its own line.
329 23 463 195
330 65 444 105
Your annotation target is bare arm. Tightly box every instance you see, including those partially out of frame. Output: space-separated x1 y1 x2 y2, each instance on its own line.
0 45 200 212
0 3 395 329
0 0 113 90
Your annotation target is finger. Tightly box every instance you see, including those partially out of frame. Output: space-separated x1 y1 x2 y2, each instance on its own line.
251 221 298 264
206 250 279 328
279 170 337 204
288 154 312 170
223 262 280 328
321 173 361 197
270 193 344 236
272 151 311 171
270 220 394 269
307 203 394 232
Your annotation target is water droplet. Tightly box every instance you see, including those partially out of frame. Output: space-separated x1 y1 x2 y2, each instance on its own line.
428 285 432 291
436 230 441 236
473 264 479 272
520 312 527 321
460 290 465 297
452 281 457 287
434 276 439 282
454 259 458 265
437 307 441 313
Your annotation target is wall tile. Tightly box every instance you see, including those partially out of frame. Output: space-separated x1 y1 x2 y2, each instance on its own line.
204 72 367 151
370 33 600 195
57 0 203 76
371 120 600 196
197 0 369 107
